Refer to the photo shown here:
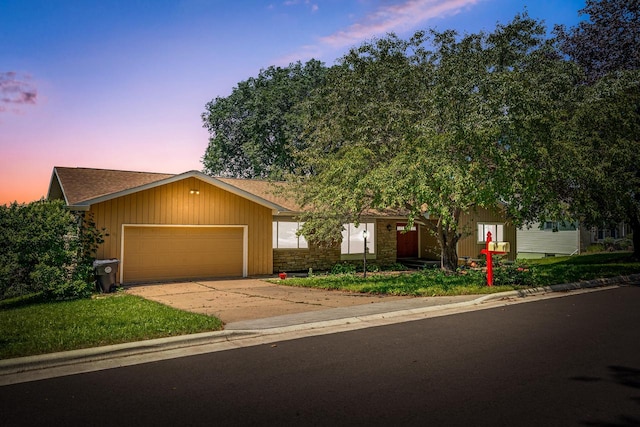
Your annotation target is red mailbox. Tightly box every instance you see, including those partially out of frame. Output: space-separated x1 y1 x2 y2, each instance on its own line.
480 231 507 286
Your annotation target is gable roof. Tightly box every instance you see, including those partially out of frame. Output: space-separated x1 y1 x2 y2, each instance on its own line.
48 167 291 212
217 178 301 212
49 167 175 205
47 167 407 218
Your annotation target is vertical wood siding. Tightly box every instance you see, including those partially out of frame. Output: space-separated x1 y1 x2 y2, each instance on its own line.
457 207 516 261
91 177 273 275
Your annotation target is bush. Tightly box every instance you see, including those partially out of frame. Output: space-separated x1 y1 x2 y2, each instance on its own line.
492 262 538 287
586 244 605 253
330 262 357 275
614 238 633 251
0 200 103 300
603 237 616 251
383 262 408 271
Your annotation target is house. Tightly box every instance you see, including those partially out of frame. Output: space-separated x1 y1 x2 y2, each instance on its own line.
517 221 631 259
517 221 588 259
48 167 516 283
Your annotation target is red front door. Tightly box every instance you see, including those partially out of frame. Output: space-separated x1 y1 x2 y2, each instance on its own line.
397 223 418 258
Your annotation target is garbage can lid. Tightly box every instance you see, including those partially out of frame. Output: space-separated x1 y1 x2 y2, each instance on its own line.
93 259 120 267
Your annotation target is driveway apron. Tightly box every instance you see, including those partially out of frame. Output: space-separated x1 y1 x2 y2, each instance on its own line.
125 278 413 324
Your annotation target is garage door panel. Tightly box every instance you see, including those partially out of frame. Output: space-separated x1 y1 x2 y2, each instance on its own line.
123 226 244 282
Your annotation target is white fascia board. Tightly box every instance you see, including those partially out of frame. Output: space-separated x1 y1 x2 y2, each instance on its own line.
75 170 288 212
47 168 70 205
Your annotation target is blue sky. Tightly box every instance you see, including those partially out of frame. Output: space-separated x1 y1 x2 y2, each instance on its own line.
0 0 586 204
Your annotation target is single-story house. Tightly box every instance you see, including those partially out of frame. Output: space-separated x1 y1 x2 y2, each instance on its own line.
48 167 516 283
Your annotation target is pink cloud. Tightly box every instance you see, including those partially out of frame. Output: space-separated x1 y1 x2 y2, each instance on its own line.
320 0 481 48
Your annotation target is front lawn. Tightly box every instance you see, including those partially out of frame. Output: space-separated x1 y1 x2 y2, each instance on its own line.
0 293 223 360
277 252 640 296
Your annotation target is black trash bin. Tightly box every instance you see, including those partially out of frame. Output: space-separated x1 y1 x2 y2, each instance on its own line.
93 259 119 293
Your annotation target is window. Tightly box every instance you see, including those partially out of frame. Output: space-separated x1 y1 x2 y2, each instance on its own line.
543 221 577 232
273 221 308 249
478 223 503 243
341 223 375 254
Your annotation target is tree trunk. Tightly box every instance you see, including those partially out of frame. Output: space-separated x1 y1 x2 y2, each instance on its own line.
441 235 459 271
436 223 461 272
631 216 640 261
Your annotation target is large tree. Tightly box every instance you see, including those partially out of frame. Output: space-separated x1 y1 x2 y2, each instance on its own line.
202 59 327 179
555 0 640 259
555 0 640 83
289 15 576 270
568 71 640 258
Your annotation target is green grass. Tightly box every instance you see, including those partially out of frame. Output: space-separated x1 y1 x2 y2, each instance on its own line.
277 252 640 297
526 252 640 286
0 293 223 360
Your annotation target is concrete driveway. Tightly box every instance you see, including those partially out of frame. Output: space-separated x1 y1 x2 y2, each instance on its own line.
125 278 413 324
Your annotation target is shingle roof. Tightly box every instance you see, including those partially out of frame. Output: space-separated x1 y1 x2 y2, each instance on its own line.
49 167 404 218
51 167 175 205
216 178 302 212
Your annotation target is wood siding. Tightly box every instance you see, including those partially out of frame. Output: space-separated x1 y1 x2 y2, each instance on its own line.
90 177 273 276
457 207 516 261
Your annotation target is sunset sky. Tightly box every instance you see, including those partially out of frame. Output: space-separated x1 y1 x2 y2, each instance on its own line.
1 0 586 205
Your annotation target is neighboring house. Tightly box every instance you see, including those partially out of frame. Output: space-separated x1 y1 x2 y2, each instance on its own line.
517 221 631 259
48 167 516 283
517 221 588 259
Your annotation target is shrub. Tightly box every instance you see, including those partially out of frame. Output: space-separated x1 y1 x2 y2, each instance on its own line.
384 262 408 271
586 244 605 253
603 237 616 251
0 200 104 300
614 238 633 251
492 262 538 287
330 262 357 275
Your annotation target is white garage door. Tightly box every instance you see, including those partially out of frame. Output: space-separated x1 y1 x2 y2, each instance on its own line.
122 226 245 283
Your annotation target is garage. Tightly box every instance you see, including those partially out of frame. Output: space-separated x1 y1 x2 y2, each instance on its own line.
122 225 246 283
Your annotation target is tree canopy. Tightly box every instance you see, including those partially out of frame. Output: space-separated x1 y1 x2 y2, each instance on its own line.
202 60 327 179
555 0 640 83
201 0 639 264
289 14 577 270
555 0 640 258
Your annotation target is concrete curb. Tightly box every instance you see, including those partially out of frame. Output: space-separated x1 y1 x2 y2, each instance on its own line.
0 330 256 377
1 273 638 379
473 273 640 304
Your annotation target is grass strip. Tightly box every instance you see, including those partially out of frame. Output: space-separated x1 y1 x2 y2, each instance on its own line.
0 293 222 360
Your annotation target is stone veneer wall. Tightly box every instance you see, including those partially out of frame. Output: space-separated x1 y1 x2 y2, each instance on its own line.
272 219 398 272
273 243 341 273
375 220 397 266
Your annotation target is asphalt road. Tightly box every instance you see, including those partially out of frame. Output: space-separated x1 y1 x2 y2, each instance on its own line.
2 286 639 426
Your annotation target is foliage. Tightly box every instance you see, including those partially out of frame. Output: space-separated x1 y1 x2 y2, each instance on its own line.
277 253 640 296
0 293 223 359
0 200 104 300
330 262 357 275
491 261 539 287
565 70 640 258
555 0 640 83
554 0 640 259
527 252 640 285
202 59 328 179
289 14 577 271
586 244 605 253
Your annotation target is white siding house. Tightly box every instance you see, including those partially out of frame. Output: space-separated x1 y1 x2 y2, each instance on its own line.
517 222 584 259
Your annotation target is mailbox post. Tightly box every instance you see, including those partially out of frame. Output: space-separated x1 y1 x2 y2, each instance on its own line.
362 230 369 278
479 231 508 287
